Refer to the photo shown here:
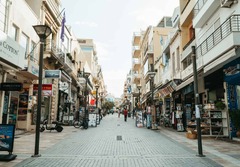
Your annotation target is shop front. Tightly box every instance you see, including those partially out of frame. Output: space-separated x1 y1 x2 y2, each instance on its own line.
224 58 240 137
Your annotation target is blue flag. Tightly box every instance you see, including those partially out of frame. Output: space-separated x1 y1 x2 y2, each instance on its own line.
60 12 66 42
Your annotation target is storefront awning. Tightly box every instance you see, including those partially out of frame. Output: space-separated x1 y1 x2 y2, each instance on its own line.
158 79 182 97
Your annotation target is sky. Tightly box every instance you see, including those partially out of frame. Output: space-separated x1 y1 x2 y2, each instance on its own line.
61 0 179 98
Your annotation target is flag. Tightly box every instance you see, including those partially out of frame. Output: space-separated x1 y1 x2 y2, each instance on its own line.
60 12 66 42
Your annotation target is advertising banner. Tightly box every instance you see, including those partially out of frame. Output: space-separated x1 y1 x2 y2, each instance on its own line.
0 124 15 152
33 84 52 96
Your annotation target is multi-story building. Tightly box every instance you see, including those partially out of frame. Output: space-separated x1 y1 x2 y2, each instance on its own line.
0 0 43 130
130 17 173 128
0 0 106 131
129 0 240 138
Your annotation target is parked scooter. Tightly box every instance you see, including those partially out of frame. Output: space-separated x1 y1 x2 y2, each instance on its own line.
40 119 63 132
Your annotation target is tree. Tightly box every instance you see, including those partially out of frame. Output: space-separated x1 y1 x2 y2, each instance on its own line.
102 101 114 111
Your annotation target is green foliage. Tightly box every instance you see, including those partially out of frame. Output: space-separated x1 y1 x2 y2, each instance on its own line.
229 109 240 131
102 101 114 110
215 101 226 110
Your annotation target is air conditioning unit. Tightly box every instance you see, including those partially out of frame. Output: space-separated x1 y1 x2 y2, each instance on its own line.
221 0 235 7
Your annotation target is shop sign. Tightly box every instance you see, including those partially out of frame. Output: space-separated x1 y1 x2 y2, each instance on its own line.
0 124 15 152
44 70 61 79
59 82 69 91
28 61 39 77
33 84 52 96
0 83 23 91
0 31 25 69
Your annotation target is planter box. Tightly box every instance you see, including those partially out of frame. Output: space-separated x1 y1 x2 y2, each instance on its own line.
186 132 197 139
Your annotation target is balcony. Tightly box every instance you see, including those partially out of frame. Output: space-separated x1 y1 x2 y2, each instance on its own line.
132 32 141 45
44 39 65 68
131 84 140 97
132 58 141 71
181 57 203 80
43 0 62 25
180 0 195 27
63 53 74 73
196 15 240 66
143 45 154 63
132 45 140 58
132 73 141 84
181 38 196 61
193 0 219 28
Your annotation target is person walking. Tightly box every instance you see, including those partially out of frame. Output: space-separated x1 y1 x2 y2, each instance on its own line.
132 108 135 119
123 108 128 122
118 109 121 118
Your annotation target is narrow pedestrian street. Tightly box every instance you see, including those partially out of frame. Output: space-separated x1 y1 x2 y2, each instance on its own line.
2 114 239 167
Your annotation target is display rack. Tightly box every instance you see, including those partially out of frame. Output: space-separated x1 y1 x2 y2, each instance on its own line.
176 104 184 132
187 104 228 137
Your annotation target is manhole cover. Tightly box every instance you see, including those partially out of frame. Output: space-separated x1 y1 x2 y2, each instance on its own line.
117 135 122 141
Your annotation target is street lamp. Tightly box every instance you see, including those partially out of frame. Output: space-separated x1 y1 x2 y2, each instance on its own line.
192 46 204 157
95 85 99 109
149 72 156 130
137 85 141 109
32 25 52 157
83 72 90 129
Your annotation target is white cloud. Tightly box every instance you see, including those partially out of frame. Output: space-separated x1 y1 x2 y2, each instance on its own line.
75 21 98 28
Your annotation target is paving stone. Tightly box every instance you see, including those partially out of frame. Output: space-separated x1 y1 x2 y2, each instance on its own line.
1 115 239 167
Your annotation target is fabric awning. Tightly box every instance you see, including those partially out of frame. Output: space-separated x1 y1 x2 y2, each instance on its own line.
158 79 182 97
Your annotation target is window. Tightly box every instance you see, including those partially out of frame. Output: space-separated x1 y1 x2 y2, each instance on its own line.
172 52 175 76
30 41 37 61
182 55 192 70
20 32 29 58
176 47 180 71
10 24 18 41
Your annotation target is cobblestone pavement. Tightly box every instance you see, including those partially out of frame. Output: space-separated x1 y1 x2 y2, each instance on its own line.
0 114 239 167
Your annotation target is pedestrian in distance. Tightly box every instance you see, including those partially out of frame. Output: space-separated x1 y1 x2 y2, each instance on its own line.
123 108 128 122
132 108 135 119
118 109 121 118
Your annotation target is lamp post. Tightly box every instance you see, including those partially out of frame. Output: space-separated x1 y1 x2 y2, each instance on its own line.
137 85 141 109
149 72 156 130
95 85 99 109
32 25 52 156
84 72 90 129
192 46 204 157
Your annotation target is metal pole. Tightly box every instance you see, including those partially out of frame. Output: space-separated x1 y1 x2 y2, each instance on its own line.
151 78 154 106
34 40 44 157
84 75 87 125
192 46 204 157
138 88 140 105
96 87 98 109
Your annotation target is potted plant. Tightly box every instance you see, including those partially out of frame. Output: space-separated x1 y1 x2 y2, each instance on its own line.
215 101 226 110
229 109 240 137
66 53 72 60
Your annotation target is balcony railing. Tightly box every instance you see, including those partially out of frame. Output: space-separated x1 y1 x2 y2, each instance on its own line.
45 0 62 24
193 0 209 17
65 54 74 70
196 15 240 57
45 39 65 65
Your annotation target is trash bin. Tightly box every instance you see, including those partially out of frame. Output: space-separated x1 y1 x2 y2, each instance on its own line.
128 112 131 117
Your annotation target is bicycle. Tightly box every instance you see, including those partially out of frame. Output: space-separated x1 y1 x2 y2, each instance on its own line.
73 114 89 129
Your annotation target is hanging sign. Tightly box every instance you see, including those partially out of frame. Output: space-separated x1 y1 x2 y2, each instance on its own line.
33 84 52 96
0 83 23 91
44 70 61 79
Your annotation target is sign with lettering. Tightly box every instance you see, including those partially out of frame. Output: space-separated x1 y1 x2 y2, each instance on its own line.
44 70 61 79
0 31 25 69
33 84 52 96
0 83 23 91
